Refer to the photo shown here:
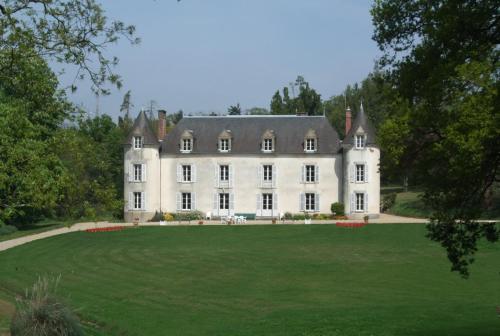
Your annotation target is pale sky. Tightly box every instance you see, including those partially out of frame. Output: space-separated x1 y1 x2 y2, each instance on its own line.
60 0 380 119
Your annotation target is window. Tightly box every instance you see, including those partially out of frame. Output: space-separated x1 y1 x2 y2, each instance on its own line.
263 165 273 182
305 138 316 152
305 165 316 183
182 165 192 182
219 138 230 152
263 138 273 152
133 164 142 182
355 135 365 149
133 192 142 210
262 193 273 210
133 136 143 149
305 193 316 211
182 192 192 210
220 165 229 181
356 164 365 183
181 138 192 152
356 192 365 212
219 193 229 210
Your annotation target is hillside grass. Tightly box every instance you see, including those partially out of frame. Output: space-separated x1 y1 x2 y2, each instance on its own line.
0 225 498 336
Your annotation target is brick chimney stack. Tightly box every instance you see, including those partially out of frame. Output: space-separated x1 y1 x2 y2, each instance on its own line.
345 106 352 135
157 110 166 141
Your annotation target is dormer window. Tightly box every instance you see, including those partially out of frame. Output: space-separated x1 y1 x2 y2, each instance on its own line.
218 130 232 153
304 129 317 153
263 138 273 152
261 130 275 153
180 130 194 153
133 136 143 149
355 134 365 149
305 138 316 152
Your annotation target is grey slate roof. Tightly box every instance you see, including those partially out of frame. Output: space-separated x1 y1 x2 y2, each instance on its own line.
125 111 158 145
343 104 377 146
160 115 341 155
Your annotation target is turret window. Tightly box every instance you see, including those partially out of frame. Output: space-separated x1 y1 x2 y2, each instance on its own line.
355 135 365 149
133 136 143 149
356 164 365 183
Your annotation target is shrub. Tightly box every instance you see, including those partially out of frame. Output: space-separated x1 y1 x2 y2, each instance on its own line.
283 212 293 220
381 193 397 212
0 225 18 236
11 277 83 336
174 211 204 221
292 214 305 220
164 213 175 222
150 211 165 222
330 202 345 216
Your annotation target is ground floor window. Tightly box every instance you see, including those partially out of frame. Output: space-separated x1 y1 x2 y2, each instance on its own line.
305 193 316 211
219 193 229 210
133 192 142 210
182 192 192 210
262 193 273 210
356 192 365 212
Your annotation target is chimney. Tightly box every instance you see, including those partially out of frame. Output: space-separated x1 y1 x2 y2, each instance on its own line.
345 106 352 135
157 110 166 141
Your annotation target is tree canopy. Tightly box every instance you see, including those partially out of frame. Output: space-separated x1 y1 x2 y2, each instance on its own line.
270 76 322 115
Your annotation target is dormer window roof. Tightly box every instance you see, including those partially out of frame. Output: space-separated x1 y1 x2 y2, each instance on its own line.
262 130 275 153
218 130 232 152
304 129 317 153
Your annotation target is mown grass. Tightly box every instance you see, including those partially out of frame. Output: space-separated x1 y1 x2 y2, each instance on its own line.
0 225 498 336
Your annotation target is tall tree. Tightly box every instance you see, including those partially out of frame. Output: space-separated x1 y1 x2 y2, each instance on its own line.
271 76 322 115
270 91 284 115
372 0 499 276
228 103 241 115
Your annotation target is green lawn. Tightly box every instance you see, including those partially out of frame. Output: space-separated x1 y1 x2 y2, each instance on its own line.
0 225 498 336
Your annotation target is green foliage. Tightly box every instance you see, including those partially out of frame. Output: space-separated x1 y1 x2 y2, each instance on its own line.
174 211 205 221
246 107 269 115
380 193 397 213
283 212 293 220
270 76 322 115
330 202 345 216
0 225 17 236
372 0 500 276
10 277 83 336
227 103 241 115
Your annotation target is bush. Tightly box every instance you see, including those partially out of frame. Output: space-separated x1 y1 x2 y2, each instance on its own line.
0 225 18 236
381 193 397 212
283 212 293 220
150 211 165 222
174 211 204 221
330 202 345 216
164 213 175 222
11 277 83 336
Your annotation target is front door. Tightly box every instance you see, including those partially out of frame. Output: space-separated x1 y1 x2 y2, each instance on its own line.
262 193 273 217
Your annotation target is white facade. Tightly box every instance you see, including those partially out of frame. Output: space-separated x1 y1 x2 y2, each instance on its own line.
124 113 380 221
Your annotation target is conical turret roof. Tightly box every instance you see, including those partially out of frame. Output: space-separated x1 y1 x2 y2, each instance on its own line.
124 110 159 145
343 103 377 146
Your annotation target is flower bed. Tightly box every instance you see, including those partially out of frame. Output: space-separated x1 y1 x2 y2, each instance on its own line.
335 222 366 228
86 226 125 233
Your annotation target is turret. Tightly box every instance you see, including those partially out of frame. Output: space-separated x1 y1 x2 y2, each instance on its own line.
123 110 161 222
342 103 380 218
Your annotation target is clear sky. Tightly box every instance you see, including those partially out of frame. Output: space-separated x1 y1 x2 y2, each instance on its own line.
61 0 380 119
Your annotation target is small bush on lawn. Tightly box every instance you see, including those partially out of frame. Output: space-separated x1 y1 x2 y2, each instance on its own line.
330 202 345 216
11 276 83 336
381 193 397 212
283 212 293 220
0 225 18 236
174 211 204 221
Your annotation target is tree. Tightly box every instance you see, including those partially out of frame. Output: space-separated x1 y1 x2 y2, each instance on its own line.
119 90 133 132
270 91 284 115
270 76 322 115
246 107 270 115
372 0 499 277
0 0 139 93
228 103 241 115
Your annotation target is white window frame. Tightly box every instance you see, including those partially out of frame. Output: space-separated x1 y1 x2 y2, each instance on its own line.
133 136 143 149
182 192 192 211
305 165 316 183
181 138 193 153
182 165 192 182
355 192 365 212
355 164 365 183
262 193 273 210
263 138 274 152
305 138 316 152
263 165 273 182
219 193 230 210
133 164 142 182
220 165 229 181
219 138 230 152
355 134 365 149
305 193 316 211
133 192 142 210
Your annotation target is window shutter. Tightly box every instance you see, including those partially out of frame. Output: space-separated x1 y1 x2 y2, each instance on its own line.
350 193 355 213
365 163 369 183
301 165 305 183
230 193 235 215
300 193 305 211
229 165 234 188
273 193 278 211
177 165 182 183
192 164 197 183
142 164 147 182
258 165 263 187
349 164 355 183
213 193 219 216
256 194 262 217
315 165 320 183
192 193 196 210
215 165 219 188
141 192 146 211
128 192 133 210
128 164 133 182
315 193 320 212
272 165 277 188
364 192 368 213
176 193 181 211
